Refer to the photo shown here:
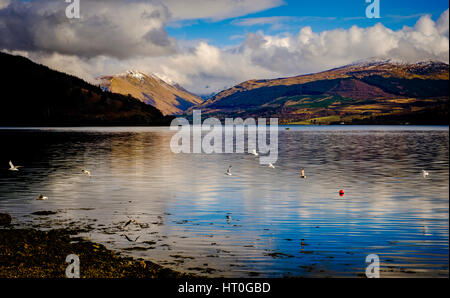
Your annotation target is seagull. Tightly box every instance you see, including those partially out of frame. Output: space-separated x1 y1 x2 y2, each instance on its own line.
124 219 136 227
251 149 259 157
300 168 307 179
122 234 141 242
422 170 429 179
268 163 276 169
8 161 22 171
226 166 232 176
82 169 91 178
36 194 48 201
226 215 232 224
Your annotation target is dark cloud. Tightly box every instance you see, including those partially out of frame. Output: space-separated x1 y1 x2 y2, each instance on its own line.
144 28 172 47
0 0 176 59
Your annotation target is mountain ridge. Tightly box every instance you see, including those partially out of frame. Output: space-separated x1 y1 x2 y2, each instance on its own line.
189 60 449 125
98 70 203 116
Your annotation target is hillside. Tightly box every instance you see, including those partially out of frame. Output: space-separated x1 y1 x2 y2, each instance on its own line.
0 52 173 126
190 60 449 124
98 71 203 115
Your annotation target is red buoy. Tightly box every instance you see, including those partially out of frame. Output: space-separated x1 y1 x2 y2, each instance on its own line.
339 190 345 196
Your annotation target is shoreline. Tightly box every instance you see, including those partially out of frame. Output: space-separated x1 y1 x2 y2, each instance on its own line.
0 213 191 278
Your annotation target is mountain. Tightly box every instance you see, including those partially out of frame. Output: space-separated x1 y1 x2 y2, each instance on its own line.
189 60 449 124
0 52 173 126
98 71 203 115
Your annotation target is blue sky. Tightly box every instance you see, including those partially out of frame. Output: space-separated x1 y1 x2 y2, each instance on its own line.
167 0 450 47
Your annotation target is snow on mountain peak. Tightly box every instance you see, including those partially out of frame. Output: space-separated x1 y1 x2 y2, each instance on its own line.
346 57 408 68
346 57 447 68
123 70 146 81
120 70 177 85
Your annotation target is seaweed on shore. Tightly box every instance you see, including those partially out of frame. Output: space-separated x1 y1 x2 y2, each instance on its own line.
0 215 191 278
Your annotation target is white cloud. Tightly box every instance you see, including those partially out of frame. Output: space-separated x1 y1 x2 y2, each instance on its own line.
436 8 449 36
162 0 285 21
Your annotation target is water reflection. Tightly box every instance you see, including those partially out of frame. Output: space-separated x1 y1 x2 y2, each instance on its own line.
0 126 448 277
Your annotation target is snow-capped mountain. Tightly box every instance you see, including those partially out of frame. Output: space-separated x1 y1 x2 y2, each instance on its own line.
98 70 203 115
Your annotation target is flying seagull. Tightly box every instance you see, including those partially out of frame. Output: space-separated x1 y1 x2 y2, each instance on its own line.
226 166 232 176
8 161 22 171
36 194 48 201
251 149 259 157
82 169 91 178
268 163 276 169
422 170 429 179
122 234 141 242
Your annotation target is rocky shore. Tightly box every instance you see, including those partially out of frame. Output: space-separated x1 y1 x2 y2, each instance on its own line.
0 213 189 278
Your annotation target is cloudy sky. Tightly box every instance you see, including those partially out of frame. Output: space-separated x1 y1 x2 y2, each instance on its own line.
0 0 449 95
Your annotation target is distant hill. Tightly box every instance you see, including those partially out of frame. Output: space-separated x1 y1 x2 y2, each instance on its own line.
189 59 449 125
98 71 203 115
0 52 173 126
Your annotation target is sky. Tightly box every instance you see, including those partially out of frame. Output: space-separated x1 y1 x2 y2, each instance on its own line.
0 0 449 95
167 0 450 47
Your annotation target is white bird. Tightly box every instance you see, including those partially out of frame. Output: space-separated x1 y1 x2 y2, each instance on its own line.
251 149 259 156
422 170 429 178
300 168 307 179
82 169 91 178
8 160 22 171
36 194 48 201
268 163 275 169
226 166 232 176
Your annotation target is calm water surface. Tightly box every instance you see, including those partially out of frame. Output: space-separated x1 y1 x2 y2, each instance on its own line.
0 126 448 277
